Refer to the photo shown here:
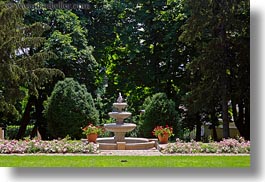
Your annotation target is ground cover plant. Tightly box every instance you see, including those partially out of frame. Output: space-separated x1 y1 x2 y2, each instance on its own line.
0 138 250 154
0 138 98 154
162 138 250 154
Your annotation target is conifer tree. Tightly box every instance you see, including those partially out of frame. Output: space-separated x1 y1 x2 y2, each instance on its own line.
0 1 64 138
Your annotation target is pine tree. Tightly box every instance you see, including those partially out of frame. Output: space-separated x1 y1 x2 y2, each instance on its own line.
0 1 64 138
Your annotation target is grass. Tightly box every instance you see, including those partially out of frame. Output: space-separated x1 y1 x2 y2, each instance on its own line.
0 155 250 167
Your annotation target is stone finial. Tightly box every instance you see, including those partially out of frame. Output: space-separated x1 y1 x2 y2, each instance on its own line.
117 92 123 103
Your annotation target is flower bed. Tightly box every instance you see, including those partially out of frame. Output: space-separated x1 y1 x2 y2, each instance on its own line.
0 138 250 154
0 139 98 154
161 138 250 154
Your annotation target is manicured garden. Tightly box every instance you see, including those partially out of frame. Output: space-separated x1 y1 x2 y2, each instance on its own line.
0 0 250 169
0 137 250 167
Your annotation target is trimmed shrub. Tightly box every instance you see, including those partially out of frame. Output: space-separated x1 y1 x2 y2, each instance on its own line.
44 78 99 139
5 125 34 139
141 93 179 138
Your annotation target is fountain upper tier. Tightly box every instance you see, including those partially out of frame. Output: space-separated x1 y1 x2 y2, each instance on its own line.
112 102 128 112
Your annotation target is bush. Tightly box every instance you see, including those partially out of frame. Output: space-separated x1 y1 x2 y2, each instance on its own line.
5 125 34 139
44 78 99 139
141 93 179 138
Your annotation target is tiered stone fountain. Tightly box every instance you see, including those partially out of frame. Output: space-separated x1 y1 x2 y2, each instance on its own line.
96 93 156 150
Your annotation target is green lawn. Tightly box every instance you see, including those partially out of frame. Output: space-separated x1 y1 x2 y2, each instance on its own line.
0 155 250 167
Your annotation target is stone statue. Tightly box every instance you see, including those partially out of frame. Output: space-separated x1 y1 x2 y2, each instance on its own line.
117 92 123 103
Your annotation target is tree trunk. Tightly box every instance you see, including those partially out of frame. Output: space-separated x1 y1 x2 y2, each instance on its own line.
233 99 250 140
222 96 230 139
16 95 36 139
244 101 250 140
232 99 244 135
30 124 38 139
210 111 218 141
195 113 201 141
34 91 48 140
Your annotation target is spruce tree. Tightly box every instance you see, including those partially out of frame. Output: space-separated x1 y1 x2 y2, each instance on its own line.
0 1 64 138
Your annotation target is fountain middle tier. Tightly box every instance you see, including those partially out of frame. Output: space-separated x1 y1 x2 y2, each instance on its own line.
108 111 132 124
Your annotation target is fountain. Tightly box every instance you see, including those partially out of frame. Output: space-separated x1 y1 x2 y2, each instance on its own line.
106 93 136 142
96 93 157 150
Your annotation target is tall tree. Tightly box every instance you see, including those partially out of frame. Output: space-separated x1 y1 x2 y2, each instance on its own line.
18 2 98 138
180 0 250 139
97 0 191 113
0 1 64 139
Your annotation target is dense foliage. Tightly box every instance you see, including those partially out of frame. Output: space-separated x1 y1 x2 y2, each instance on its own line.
5 125 34 139
44 78 99 139
179 0 250 139
141 93 179 138
0 0 249 141
0 1 63 128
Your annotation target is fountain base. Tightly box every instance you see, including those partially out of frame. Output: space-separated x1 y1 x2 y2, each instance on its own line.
96 137 157 150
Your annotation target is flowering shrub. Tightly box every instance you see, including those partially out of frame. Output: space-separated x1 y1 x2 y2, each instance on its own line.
162 137 250 154
152 125 174 137
0 138 98 154
82 124 105 135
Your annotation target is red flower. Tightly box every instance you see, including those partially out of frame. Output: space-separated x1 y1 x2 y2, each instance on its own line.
152 125 174 137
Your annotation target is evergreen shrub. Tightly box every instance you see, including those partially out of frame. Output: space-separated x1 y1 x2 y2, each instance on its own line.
44 78 99 139
141 93 179 138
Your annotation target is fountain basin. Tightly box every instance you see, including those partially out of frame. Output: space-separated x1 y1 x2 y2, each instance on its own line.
104 123 136 142
96 137 157 150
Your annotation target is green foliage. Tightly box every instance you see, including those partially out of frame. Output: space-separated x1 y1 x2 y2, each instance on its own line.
141 93 179 138
0 1 64 127
44 78 99 139
42 9 98 94
0 0 250 141
179 0 250 139
5 125 34 139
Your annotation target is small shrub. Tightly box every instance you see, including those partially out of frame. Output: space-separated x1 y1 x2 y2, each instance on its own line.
5 125 34 139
